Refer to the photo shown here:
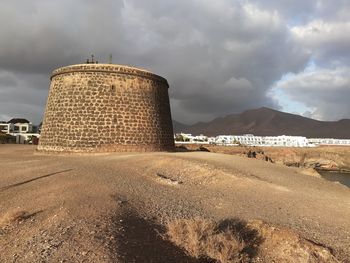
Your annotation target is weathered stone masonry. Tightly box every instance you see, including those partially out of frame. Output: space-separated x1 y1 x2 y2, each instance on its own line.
38 64 174 153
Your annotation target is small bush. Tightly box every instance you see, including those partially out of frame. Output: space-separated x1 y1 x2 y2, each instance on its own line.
165 218 248 263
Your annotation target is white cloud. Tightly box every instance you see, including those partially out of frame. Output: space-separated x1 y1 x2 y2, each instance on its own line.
292 20 350 66
274 66 350 120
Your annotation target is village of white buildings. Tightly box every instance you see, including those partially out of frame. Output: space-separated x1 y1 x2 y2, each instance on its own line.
1 118 350 147
175 133 350 147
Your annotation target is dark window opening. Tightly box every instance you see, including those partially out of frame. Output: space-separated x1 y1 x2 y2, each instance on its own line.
111 85 116 93
113 116 118 124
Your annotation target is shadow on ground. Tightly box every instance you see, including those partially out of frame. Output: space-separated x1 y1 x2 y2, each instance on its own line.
0 169 73 192
114 210 214 263
112 197 264 262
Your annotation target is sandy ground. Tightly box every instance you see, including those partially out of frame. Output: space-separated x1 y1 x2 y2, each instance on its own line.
0 145 349 262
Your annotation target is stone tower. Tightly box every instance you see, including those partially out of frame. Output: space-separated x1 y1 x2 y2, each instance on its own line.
38 63 174 153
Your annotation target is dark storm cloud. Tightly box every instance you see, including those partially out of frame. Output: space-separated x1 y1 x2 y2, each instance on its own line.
117 0 309 123
0 0 349 125
0 71 48 122
0 0 127 74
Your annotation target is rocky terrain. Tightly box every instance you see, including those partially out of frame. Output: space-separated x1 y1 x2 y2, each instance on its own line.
181 144 350 173
0 145 349 262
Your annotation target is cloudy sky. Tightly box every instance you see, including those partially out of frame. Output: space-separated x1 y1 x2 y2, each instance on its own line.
0 0 349 125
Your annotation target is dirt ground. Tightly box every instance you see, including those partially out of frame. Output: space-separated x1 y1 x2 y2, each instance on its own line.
0 145 349 262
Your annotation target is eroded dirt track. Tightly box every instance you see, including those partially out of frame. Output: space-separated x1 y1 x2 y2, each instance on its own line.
0 145 349 262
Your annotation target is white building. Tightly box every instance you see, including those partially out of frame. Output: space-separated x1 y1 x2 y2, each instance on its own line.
263 135 309 147
215 135 236 144
0 122 13 133
1 118 34 134
217 134 311 147
15 133 40 144
308 138 350 146
1 118 39 144
174 133 209 144
174 133 350 148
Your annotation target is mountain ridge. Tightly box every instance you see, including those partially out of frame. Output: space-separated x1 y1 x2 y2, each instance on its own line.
173 107 350 139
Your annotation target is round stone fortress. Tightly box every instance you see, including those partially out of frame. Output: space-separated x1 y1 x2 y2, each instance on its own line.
38 63 174 153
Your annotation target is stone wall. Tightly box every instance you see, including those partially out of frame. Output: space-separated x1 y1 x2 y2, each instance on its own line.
38 64 174 153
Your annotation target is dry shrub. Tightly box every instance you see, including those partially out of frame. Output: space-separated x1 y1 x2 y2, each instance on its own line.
0 209 31 226
165 218 248 263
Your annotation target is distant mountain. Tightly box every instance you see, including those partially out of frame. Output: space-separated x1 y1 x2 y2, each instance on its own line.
172 120 189 133
172 107 350 139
